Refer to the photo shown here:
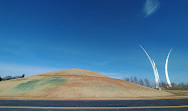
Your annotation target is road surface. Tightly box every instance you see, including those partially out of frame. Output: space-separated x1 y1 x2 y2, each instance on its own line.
0 99 187 111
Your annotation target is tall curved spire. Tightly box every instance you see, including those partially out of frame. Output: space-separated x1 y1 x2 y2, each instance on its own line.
165 49 172 87
139 44 160 88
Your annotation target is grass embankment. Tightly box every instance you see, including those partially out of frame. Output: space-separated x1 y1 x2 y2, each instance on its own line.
163 86 188 96
165 86 188 90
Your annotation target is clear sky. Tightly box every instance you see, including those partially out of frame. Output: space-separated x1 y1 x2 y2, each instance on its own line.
0 0 188 84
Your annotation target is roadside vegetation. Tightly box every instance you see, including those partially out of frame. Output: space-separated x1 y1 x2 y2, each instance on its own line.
123 77 188 96
123 76 188 90
165 86 188 90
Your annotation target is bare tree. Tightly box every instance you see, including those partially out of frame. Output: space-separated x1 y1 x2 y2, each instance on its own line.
130 77 134 83
178 83 185 87
160 82 167 87
124 78 130 81
139 79 144 86
133 77 138 84
122 76 188 89
144 79 151 87
1 74 26 81
3 76 12 80
171 82 177 87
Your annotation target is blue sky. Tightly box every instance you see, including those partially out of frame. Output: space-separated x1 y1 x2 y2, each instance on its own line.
0 0 188 83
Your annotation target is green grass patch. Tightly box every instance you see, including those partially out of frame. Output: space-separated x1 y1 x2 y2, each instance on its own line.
40 77 65 85
14 80 41 91
12 77 66 92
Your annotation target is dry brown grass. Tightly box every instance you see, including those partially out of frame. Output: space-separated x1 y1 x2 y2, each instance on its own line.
164 90 188 96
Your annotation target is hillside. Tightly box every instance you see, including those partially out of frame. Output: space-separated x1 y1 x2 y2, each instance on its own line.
0 69 174 100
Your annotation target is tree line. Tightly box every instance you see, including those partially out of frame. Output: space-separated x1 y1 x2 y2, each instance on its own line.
0 74 25 81
123 76 188 88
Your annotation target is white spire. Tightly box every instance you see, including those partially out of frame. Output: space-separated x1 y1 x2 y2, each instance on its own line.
165 49 172 87
139 44 160 88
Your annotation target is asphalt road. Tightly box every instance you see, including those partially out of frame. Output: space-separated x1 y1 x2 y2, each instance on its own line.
0 99 187 111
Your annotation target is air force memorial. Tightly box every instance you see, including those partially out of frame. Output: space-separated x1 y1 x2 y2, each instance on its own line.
140 45 172 90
